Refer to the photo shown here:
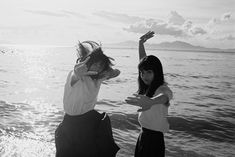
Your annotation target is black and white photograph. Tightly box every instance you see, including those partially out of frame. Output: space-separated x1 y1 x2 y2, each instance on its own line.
0 0 234 156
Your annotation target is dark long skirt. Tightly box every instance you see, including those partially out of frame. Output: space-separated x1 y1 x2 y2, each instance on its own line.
55 110 119 157
135 127 165 157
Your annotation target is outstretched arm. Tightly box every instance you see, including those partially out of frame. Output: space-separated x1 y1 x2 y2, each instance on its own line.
99 67 120 81
139 31 155 61
125 93 169 112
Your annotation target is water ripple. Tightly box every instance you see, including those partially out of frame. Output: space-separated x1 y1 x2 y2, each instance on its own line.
168 116 235 143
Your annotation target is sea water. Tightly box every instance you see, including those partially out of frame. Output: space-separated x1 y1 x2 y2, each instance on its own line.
0 46 234 157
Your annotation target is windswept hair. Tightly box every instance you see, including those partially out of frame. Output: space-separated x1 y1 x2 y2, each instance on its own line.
76 40 101 62
138 55 165 97
75 41 114 80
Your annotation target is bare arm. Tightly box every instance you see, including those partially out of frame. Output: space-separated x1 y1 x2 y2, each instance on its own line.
139 40 147 61
99 67 120 82
125 93 169 112
138 31 155 61
70 57 98 86
106 68 120 79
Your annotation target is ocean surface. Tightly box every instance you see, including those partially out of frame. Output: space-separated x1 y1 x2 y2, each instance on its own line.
0 45 235 157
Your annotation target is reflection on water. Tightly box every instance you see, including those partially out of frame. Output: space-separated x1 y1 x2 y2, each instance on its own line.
0 46 235 157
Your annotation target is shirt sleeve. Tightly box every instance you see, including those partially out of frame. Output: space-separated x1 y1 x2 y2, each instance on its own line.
63 71 73 107
65 70 82 88
157 85 173 100
65 70 73 86
63 70 81 104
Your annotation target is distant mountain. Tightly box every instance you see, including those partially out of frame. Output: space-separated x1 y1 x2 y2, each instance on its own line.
105 40 235 53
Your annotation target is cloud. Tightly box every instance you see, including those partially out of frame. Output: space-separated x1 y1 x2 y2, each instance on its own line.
93 11 145 24
207 18 217 27
221 12 231 21
168 11 185 25
123 11 207 37
190 27 207 35
24 10 69 17
60 10 86 18
207 34 235 41
123 20 186 37
182 21 207 35
182 20 193 30
205 12 233 34
207 12 232 28
221 34 235 40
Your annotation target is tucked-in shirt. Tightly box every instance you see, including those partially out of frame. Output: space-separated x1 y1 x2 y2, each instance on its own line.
138 84 173 133
63 71 104 115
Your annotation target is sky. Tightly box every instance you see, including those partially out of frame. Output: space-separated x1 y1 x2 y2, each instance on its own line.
0 0 234 49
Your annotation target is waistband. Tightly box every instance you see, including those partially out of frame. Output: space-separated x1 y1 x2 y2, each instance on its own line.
63 110 105 123
142 127 163 135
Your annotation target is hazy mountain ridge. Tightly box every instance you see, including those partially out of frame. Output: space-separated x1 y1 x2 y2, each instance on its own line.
105 41 235 53
1 41 234 53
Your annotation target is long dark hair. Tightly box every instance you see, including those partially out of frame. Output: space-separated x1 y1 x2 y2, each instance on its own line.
76 41 114 80
138 55 164 97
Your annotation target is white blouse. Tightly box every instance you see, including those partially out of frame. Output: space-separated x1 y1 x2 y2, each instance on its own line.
138 84 173 133
63 71 104 115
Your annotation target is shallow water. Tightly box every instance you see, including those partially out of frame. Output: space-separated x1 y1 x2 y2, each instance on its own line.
0 46 235 157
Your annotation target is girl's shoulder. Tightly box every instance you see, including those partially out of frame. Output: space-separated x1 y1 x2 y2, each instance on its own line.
65 70 74 82
155 83 173 99
158 83 171 90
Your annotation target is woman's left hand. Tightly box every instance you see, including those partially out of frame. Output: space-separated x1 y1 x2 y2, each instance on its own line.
100 68 120 80
125 94 153 112
139 31 155 43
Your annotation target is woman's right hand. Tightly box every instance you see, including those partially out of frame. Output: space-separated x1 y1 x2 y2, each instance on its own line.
139 31 155 43
74 56 98 77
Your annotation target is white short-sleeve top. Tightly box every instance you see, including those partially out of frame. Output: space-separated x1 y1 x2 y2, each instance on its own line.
63 71 104 115
138 84 173 133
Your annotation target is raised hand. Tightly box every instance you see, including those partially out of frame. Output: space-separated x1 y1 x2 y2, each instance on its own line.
74 56 98 77
139 31 155 43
